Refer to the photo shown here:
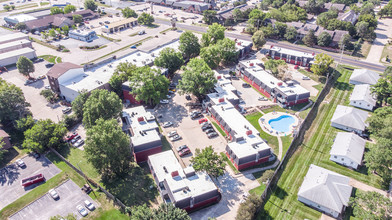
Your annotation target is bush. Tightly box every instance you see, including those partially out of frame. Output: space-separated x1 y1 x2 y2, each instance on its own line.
40 89 58 103
62 114 81 129
260 170 275 183
236 194 263 220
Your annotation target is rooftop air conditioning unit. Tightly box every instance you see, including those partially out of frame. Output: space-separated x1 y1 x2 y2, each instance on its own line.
219 98 224 103
217 75 222 79
137 53 141 56
246 130 252 136
137 117 144 122
171 170 179 177
249 63 254 66
278 82 283 86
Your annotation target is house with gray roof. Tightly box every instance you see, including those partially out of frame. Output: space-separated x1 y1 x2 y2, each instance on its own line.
324 2 346 12
331 105 369 135
350 84 377 111
349 69 380 85
330 132 365 169
337 10 359 24
298 164 352 218
331 30 349 48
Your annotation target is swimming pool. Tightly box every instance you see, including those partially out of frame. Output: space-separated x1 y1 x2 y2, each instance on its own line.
268 115 295 133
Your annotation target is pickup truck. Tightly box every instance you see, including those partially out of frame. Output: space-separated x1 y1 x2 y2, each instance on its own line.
21 174 45 187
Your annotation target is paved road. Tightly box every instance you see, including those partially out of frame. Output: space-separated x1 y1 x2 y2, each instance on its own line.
156 19 387 73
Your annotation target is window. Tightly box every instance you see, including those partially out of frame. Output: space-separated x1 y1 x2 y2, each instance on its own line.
341 158 344 161
334 156 337 159
353 101 356 103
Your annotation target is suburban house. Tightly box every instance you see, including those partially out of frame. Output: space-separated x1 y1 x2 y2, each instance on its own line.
349 84 377 111
329 132 365 169
216 4 254 24
122 106 162 163
68 30 97 42
330 105 369 135
236 58 310 107
47 62 84 95
331 30 349 48
323 2 346 12
267 46 315 67
337 10 359 24
148 151 221 212
0 129 12 150
101 18 138 33
349 69 380 85
298 164 352 218
0 39 32 53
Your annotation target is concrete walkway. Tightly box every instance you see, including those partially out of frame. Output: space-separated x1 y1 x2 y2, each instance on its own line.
365 18 392 64
277 136 283 160
349 178 389 197
320 214 336 220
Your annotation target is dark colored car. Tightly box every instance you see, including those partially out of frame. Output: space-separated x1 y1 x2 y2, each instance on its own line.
191 112 202 119
45 63 54 68
179 147 191 157
207 132 218 139
201 124 212 131
205 128 215 134
242 83 251 88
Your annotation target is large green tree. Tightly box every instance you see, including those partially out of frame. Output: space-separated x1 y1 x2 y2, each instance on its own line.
16 56 35 78
138 12 154 25
356 21 376 40
0 142 6 161
50 6 64 15
200 45 221 69
310 53 334 76
264 59 286 77
303 29 317 47
63 4 76 14
190 146 226 179
251 30 266 49
109 62 138 95
371 75 392 105
85 118 131 177
84 0 97 11
284 26 297 41
248 9 267 30
236 194 263 220
366 106 392 140
203 10 217 25
201 23 225 47
72 91 89 119
130 204 154 220
23 119 67 152
177 58 217 100
216 38 238 64
179 31 200 59
121 7 137 18
153 203 190 220
0 79 30 123
128 66 170 105
349 190 392 219
364 138 392 185
82 89 122 128
317 31 332 47
15 115 35 133
73 14 83 24
154 48 184 77
62 25 70 35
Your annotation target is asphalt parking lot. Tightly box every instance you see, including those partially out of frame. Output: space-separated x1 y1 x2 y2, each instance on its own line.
231 77 274 108
9 179 98 220
0 155 61 210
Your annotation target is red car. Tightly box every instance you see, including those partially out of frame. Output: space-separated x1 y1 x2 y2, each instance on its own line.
65 132 78 142
84 21 89 24
179 147 191 157
198 118 208 124
21 174 45 187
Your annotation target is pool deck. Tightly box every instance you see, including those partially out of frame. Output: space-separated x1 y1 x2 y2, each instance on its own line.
259 112 299 137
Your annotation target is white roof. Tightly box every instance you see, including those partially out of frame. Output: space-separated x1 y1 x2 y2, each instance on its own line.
61 69 111 93
330 132 365 165
209 71 239 102
349 69 380 85
148 151 218 202
0 39 30 50
0 47 35 59
298 164 352 213
270 46 315 58
0 33 28 45
69 29 96 36
331 105 369 131
350 84 377 107
5 14 37 23
233 38 252 51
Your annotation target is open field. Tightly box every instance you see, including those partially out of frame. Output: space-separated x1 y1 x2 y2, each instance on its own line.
259 68 383 219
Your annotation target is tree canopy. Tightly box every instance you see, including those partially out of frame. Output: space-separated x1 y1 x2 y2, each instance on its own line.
71 91 89 119
72 14 83 24
138 12 154 25
264 59 286 77
16 56 34 78
310 53 334 76
109 62 138 95
177 58 217 100
63 4 76 14
130 203 190 220
371 75 392 105
85 118 131 177
236 194 263 220
349 190 392 219
0 79 30 123
303 29 317 47
252 30 266 49
190 146 226 179
284 26 297 41
84 0 97 11
179 31 200 59
248 9 267 30
154 47 184 77
203 10 217 25
22 119 67 153
82 89 122 128
366 106 392 140
201 23 225 47
121 7 138 18
364 137 392 186
50 6 64 15
317 31 332 47
200 45 220 69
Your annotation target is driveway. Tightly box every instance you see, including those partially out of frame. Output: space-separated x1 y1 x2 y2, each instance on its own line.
189 172 260 220
9 179 99 220
365 18 392 64
0 155 61 210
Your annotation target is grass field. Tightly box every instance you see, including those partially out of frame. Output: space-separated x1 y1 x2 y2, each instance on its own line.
38 55 62 64
258 68 384 219
211 121 227 137
220 152 239 174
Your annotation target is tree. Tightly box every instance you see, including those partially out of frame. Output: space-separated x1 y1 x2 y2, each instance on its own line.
109 62 138 96
232 8 243 23
153 203 191 220
16 56 34 78
49 29 56 39
202 23 225 46
85 119 131 177
62 25 70 35
339 34 352 50
349 191 392 220
138 12 154 25
356 21 376 40
50 214 77 220
284 26 297 41
305 0 323 14
371 76 392 105
72 14 83 24
260 24 278 38
317 31 332 47
130 204 153 220
177 58 217 100
0 79 30 123
383 66 392 76
40 89 57 103
275 22 287 38
63 4 76 14
23 119 67 153
154 48 184 77
179 31 200 59
364 138 392 185
10 5 14 10
3 5 10 11
82 90 122 128
366 106 392 139
50 6 64 15
216 38 238 64
0 142 6 161
128 67 170 105
15 22 26 30
303 29 317 47
121 7 137 18
358 14 377 28
190 146 226 179
200 45 220 69
236 194 263 220
84 0 97 11
310 53 334 76
260 169 274 183
16 115 35 133
72 91 89 119
264 59 286 76
203 10 217 25
248 9 267 30
252 30 266 49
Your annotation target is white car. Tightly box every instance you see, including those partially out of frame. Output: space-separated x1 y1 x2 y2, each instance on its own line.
160 99 169 104
167 130 177 137
15 159 26 167
162 122 173 128
302 76 310 80
74 139 84 147
170 134 181 142
44 85 51 90
84 200 95 210
62 107 72 114
166 95 172 99
48 189 59 200
77 205 88 217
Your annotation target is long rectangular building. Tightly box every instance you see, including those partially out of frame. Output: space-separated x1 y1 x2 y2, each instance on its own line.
267 46 315 67
0 33 29 45
148 151 221 212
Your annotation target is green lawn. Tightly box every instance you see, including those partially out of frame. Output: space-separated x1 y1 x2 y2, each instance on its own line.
259 68 384 220
211 121 227 137
161 136 172 151
92 209 129 220
280 136 293 157
220 152 239 174
249 183 266 195
39 55 62 64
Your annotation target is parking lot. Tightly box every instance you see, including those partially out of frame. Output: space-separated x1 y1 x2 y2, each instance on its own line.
0 155 61 210
230 76 274 108
9 179 98 220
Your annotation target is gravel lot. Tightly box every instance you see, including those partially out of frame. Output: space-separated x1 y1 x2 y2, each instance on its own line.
0 155 61 210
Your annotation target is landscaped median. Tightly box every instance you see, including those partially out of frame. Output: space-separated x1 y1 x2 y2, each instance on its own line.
38 55 62 64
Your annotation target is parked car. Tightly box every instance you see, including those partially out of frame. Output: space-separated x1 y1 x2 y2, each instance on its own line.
45 63 54 68
207 132 218 139
70 135 81 144
242 83 251 88
49 189 59 200
81 184 92 194
24 80 34 85
62 107 72 114
77 205 88 217
74 139 84 147
205 128 215 134
198 118 208 124
170 134 181 142
16 159 26 168
104 21 110 24
160 99 169 104
162 122 173 128
166 95 172 99
99 22 103 25
201 124 212 131
65 132 78 142
34 58 44 63
179 147 191 157
21 174 45 187
130 45 137 49
138 30 145 35
302 76 310 80
167 130 177 137
176 145 188 152
44 85 51 90
31 151 40 159
84 200 95 210
185 94 191 100
258 97 267 101
37 75 46 80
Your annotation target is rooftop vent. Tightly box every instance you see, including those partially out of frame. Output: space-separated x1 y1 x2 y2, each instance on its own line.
219 98 224 103
137 117 144 122
171 170 179 177
163 166 168 173
249 63 254 66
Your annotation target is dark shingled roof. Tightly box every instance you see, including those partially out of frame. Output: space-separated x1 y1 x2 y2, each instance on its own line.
47 62 82 79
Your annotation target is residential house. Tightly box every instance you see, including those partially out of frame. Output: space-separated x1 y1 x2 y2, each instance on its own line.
349 69 380 85
52 16 74 28
350 84 377 111
324 2 346 12
297 23 319 39
330 105 369 135
330 132 365 169
148 151 221 212
331 30 349 48
298 164 352 218
0 129 12 150
216 4 254 24
337 10 359 24
172 1 212 14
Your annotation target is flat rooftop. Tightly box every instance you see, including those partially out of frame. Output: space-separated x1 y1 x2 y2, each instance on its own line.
5 14 37 23
123 106 159 133
0 39 31 50
0 33 29 45
270 46 315 58
69 29 95 36
60 69 111 92
0 47 35 59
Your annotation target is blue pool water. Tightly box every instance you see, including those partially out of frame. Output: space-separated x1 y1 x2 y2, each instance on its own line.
268 115 295 133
